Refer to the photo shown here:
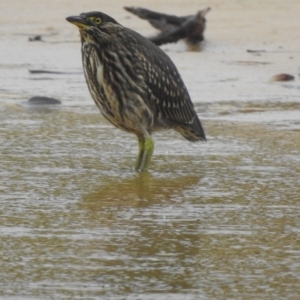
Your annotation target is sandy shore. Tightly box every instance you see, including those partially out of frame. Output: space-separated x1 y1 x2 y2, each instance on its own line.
1 0 300 44
0 0 299 114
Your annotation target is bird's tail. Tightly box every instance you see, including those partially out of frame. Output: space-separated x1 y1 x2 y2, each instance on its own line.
174 117 206 142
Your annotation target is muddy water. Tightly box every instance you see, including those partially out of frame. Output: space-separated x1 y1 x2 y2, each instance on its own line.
1 103 300 299
1 5 300 300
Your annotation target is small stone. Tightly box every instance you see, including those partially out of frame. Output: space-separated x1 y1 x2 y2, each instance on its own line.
270 73 295 82
27 96 61 105
28 35 42 42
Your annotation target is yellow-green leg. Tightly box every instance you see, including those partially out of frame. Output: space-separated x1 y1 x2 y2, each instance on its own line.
135 135 145 171
135 135 154 172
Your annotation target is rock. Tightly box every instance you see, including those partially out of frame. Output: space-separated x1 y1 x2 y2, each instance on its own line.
27 96 61 105
28 35 42 42
270 73 295 82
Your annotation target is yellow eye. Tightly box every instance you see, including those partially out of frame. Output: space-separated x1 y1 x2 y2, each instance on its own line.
95 18 101 25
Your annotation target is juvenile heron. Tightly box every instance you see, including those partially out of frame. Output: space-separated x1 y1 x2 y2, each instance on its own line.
66 11 206 172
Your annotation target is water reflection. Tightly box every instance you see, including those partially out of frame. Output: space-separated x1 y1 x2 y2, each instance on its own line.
81 172 201 213
1 97 300 298
80 173 203 294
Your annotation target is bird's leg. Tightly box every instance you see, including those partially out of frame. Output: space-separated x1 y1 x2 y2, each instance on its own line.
135 134 154 172
140 135 154 172
135 135 146 171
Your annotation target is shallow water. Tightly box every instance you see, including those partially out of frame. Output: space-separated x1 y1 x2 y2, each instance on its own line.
1 102 300 299
1 4 300 299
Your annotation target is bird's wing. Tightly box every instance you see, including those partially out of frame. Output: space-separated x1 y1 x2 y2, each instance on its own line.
137 45 197 125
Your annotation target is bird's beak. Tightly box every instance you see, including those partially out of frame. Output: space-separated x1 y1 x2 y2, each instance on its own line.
66 15 90 29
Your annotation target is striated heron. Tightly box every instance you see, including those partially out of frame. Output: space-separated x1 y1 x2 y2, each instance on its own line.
66 11 206 172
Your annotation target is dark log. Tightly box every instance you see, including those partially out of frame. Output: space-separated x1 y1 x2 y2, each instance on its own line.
125 7 187 28
124 7 210 49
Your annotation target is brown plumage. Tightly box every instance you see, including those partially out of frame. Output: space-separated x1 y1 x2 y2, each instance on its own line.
66 11 206 171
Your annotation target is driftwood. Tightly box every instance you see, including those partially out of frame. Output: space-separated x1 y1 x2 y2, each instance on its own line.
124 7 210 50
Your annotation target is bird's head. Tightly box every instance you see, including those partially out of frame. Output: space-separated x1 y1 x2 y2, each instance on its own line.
66 12 122 43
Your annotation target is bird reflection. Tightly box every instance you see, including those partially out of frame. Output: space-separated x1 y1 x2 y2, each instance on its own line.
80 172 201 222
79 172 203 290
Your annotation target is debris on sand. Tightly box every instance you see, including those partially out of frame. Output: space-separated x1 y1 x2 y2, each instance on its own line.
28 35 42 42
124 6 210 50
27 96 61 105
270 73 295 82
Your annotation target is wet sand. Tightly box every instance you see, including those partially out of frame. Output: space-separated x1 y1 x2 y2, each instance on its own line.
1 1 300 299
1 0 300 120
